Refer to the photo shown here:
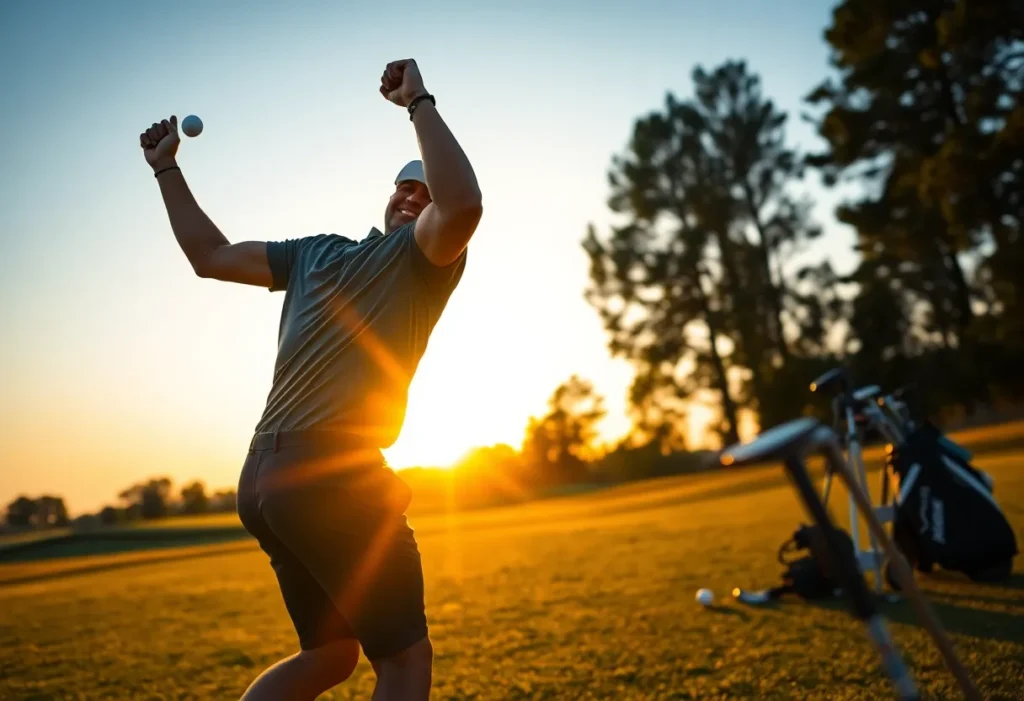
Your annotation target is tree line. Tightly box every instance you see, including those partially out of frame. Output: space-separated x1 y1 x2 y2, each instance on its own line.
4 479 237 532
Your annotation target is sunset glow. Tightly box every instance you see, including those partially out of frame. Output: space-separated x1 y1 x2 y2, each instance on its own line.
0 0 848 515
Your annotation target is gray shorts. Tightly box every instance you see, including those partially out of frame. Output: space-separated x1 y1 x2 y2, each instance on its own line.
236 430 426 660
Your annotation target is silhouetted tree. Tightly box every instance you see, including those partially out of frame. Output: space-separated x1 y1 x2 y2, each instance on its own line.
691 61 824 366
806 0 1024 408
688 60 827 427
180 481 209 515
33 496 68 528
583 96 743 446
5 496 37 528
209 489 237 513
593 438 711 483
584 60 827 442
521 376 606 487
119 477 173 520
4 495 67 529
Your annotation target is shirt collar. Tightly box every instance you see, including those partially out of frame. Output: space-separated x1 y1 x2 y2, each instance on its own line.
366 227 385 240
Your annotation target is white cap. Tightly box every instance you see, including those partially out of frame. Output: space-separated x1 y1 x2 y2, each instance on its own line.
395 159 426 185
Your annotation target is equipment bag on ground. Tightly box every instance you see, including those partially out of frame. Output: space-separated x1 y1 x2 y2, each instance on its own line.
886 421 1018 582
774 524 856 600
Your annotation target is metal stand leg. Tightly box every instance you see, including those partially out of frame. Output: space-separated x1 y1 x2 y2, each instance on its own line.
848 435 885 592
784 453 920 701
842 406 886 592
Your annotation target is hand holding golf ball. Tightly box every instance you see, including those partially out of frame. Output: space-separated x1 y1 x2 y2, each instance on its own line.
139 114 202 170
139 115 180 168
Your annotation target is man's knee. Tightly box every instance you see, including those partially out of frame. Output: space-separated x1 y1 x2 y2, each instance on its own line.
240 639 359 700
301 638 360 685
371 636 433 676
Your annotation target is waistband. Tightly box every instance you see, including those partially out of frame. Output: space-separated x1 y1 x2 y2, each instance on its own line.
248 429 381 453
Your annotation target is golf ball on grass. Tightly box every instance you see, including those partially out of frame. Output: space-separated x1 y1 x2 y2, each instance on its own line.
181 114 203 137
695 588 714 606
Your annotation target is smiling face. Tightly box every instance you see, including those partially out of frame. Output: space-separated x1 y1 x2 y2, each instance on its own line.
384 179 431 233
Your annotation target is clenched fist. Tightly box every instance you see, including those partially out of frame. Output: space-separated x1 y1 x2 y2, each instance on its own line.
379 59 428 108
140 116 180 170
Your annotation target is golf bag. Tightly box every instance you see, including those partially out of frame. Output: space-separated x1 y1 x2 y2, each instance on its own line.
773 524 857 600
886 421 1018 581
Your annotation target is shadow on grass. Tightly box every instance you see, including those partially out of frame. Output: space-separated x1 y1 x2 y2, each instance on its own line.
799 591 1024 644
921 570 1024 588
0 540 257 589
0 526 250 564
914 572 1024 608
884 599 1024 644
730 598 786 613
704 605 751 622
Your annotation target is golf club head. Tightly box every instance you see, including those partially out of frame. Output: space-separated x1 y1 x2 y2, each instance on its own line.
853 384 882 402
889 384 919 414
732 587 778 605
809 367 849 396
876 394 899 412
720 417 823 466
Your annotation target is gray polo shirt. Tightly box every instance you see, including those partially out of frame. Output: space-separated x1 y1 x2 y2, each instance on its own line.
254 222 466 448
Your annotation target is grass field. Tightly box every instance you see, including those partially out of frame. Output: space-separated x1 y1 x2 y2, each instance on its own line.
2 451 1023 700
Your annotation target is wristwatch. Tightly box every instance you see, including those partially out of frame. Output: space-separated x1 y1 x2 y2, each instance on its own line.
408 93 436 120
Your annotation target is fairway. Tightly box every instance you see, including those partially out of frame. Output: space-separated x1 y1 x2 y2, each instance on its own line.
2 454 1023 700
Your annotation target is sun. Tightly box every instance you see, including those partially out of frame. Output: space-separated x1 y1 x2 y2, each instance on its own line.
380 348 528 471
378 381 488 471
384 426 467 470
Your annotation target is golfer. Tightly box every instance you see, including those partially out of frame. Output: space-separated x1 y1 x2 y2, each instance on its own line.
139 59 481 700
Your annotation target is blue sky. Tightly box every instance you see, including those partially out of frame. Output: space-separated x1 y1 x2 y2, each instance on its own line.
0 0 856 514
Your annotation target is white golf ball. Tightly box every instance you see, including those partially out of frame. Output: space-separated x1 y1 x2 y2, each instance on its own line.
696 588 714 606
181 114 203 137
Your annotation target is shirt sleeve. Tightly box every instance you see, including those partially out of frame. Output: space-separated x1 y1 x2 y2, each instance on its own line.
404 223 468 293
265 238 308 292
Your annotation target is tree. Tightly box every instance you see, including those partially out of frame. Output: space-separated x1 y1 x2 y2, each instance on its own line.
5 496 37 528
180 481 209 515
690 60 824 369
119 477 173 520
687 60 827 428
34 496 69 528
209 489 237 513
583 93 744 446
99 506 120 525
585 60 825 443
806 0 1024 361
4 495 67 529
521 376 607 487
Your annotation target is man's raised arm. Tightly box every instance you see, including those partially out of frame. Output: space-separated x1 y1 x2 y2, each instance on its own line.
141 116 273 288
380 60 483 268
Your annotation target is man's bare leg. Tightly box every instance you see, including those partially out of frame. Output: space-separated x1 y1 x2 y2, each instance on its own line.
370 637 433 701
240 638 359 701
